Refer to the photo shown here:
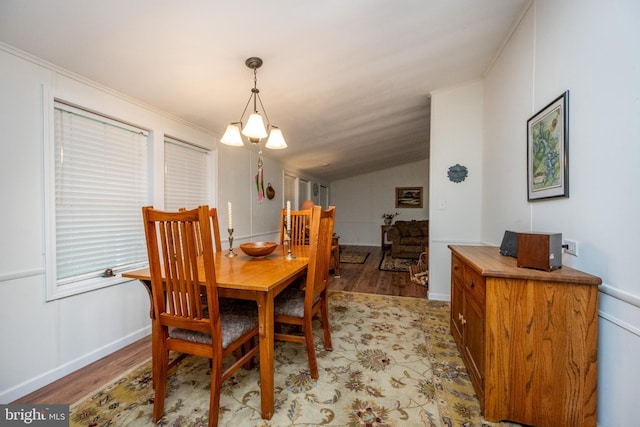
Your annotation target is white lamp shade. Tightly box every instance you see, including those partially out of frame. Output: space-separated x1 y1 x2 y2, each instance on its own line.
220 124 244 146
265 126 287 149
242 113 268 140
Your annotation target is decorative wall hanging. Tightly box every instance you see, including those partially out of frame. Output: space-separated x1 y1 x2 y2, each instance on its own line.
395 187 423 208
266 182 275 200
527 90 569 201
447 164 468 183
255 164 264 203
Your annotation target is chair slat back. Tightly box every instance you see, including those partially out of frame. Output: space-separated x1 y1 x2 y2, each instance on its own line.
208 208 223 252
305 206 336 304
143 205 220 334
180 207 223 254
279 208 313 246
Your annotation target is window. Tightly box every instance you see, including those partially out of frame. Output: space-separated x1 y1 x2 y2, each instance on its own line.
46 101 149 300
284 172 297 208
298 178 310 208
164 137 210 211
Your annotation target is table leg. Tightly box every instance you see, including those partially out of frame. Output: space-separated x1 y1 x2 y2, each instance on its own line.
256 292 275 419
139 280 160 387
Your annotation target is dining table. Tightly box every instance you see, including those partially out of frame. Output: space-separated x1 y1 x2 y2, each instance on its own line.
122 243 309 420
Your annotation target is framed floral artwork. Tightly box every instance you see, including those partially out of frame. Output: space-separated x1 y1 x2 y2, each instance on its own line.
527 91 569 201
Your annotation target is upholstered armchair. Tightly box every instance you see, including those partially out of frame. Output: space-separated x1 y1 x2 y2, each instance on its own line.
385 220 429 259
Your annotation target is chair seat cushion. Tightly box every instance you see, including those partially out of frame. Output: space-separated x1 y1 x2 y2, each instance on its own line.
170 300 258 349
274 287 320 318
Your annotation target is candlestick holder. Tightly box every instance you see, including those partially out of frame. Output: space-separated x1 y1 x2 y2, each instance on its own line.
226 228 237 257
284 229 296 260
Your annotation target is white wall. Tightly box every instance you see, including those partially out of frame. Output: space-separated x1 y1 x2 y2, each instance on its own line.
0 46 208 403
480 1 640 425
215 145 327 246
0 44 328 403
428 81 484 301
330 160 429 246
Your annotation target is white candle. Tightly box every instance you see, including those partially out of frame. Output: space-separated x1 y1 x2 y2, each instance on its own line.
286 200 291 232
228 201 233 230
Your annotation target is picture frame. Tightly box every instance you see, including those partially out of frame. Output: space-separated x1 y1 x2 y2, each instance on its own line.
527 90 569 201
395 186 423 208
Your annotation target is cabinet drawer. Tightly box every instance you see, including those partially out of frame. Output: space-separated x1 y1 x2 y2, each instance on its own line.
451 253 464 281
464 265 485 303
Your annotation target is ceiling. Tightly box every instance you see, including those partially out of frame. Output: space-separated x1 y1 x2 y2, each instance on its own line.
0 0 528 182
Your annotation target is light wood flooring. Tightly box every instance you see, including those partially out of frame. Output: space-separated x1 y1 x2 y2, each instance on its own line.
13 245 427 405
330 245 428 298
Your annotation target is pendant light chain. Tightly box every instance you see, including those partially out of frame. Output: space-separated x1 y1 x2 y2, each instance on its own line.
252 67 259 115
253 66 271 128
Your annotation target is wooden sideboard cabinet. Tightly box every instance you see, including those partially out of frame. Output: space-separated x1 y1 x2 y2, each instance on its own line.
449 245 602 427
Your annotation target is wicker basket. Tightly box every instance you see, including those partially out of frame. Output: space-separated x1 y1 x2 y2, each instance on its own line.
409 250 429 288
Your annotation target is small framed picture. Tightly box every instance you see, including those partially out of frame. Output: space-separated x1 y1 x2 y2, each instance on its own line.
395 187 423 208
527 91 569 201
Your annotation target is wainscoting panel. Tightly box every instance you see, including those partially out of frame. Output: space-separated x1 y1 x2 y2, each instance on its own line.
597 285 640 426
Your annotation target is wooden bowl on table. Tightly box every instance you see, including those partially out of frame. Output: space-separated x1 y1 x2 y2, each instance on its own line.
240 241 278 257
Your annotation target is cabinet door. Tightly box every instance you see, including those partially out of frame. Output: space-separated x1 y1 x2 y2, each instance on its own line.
450 277 464 344
464 293 485 393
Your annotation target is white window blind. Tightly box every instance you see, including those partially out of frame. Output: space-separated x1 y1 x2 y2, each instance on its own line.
164 138 210 211
53 103 149 289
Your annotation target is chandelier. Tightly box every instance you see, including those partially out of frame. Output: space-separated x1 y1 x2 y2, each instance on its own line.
220 57 286 203
220 57 287 150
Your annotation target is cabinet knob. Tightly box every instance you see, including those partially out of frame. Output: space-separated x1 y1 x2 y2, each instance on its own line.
470 280 475 288
458 313 463 321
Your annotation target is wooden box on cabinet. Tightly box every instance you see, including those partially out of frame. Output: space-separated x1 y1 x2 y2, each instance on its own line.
449 245 601 427
517 231 563 271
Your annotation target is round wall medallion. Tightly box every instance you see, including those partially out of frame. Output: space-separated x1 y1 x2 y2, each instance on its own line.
448 164 468 183
313 183 319 196
266 183 275 199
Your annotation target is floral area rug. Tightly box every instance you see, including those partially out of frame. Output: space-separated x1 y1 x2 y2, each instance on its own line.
70 291 518 426
339 250 370 264
378 251 418 272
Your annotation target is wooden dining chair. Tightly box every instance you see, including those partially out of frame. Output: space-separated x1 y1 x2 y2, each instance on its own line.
278 208 313 246
179 206 254 366
274 205 335 379
142 205 259 426
180 207 222 253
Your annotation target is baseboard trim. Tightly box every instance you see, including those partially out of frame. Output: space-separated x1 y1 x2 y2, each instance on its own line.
1 326 151 404
428 291 450 302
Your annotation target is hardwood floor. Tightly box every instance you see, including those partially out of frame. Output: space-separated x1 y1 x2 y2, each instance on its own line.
12 335 152 405
13 245 427 405
330 245 428 298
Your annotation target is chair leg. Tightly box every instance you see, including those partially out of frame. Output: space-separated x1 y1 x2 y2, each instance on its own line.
152 348 169 423
242 339 255 370
208 358 223 427
321 297 333 351
304 317 319 379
